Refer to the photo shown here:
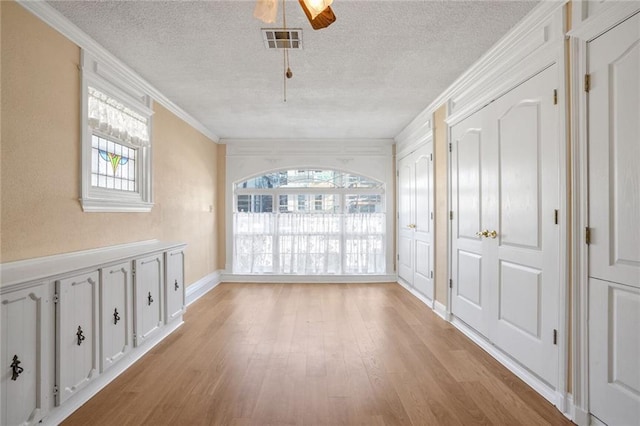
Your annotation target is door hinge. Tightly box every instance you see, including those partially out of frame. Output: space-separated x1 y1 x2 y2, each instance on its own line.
449 279 453 289
397 254 399 261
396 170 399 177
53 385 59 396
554 209 559 225
430 270 434 279
553 89 558 105
584 74 591 93
449 142 452 152
449 211 453 220
53 293 59 304
585 227 592 245
430 211 434 220
430 153 433 161
553 329 558 345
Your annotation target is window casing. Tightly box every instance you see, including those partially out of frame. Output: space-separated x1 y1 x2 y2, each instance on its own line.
233 169 386 275
80 52 154 212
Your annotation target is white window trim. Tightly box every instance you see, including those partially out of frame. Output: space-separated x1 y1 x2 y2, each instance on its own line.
80 50 154 212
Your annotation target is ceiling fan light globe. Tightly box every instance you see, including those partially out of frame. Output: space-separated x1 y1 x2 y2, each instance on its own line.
302 0 333 19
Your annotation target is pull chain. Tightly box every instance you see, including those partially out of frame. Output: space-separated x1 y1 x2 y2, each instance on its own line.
282 0 292 102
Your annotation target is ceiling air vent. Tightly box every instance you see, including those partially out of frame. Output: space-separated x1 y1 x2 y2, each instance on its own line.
262 28 303 50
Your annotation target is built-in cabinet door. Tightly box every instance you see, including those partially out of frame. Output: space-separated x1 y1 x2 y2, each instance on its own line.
451 64 560 387
165 249 185 323
587 12 640 426
134 254 163 346
397 144 434 302
1 284 49 426
100 262 133 372
56 271 100 405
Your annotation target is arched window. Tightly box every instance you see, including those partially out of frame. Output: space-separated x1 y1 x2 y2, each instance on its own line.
233 169 385 275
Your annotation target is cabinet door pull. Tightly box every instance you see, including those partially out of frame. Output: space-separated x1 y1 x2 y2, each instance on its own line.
174 279 179 291
113 308 121 325
148 292 154 306
10 355 24 381
76 326 86 346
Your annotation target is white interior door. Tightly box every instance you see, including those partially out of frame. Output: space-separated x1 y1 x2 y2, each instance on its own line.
587 12 640 426
489 64 560 387
398 155 415 285
451 108 492 337
397 144 434 302
413 144 434 300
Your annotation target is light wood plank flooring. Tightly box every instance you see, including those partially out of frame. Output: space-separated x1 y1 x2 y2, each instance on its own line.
64 283 573 425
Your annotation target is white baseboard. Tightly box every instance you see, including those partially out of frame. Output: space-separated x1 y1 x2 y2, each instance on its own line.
450 317 560 407
41 319 184 426
185 270 223 306
433 300 449 321
573 406 590 426
396 279 435 309
221 273 397 283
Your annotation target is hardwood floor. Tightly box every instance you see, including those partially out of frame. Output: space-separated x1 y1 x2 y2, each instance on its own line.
63 283 573 425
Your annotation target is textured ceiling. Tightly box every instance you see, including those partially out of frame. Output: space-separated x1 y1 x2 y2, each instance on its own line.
48 0 539 140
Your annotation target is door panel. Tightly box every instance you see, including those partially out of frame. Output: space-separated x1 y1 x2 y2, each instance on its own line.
588 12 640 287
134 254 164 346
589 278 640 425
498 261 541 338
491 64 559 387
413 149 434 299
1 285 48 426
100 262 132 372
57 271 100 405
165 249 186 323
451 110 491 336
498 102 541 249
398 158 414 284
397 144 434 302
587 13 640 426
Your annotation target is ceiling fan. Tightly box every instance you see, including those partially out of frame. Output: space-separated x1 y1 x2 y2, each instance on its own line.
254 0 336 30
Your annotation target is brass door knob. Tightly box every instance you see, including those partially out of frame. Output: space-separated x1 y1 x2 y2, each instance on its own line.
488 230 498 239
476 230 489 238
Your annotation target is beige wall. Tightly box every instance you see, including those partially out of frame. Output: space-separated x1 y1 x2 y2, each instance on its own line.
433 104 448 304
1 2 220 286
216 143 226 270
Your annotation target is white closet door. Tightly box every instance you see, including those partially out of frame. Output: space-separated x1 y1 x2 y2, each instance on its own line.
489 64 560 387
587 12 640 426
451 108 493 337
398 155 415 285
413 144 434 300
398 144 434 302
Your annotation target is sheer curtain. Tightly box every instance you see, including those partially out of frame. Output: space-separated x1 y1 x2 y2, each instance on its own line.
233 211 386 275
88 87 150 147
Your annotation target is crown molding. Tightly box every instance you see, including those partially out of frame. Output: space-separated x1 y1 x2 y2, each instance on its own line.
395 0 567 139
16 0 220 144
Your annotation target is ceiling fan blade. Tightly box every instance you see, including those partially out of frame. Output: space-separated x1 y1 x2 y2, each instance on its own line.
254 0 279 24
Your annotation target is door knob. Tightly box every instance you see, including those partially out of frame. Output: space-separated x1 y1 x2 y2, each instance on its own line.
488 230 498 239
407 224 416 229
476 230 489 238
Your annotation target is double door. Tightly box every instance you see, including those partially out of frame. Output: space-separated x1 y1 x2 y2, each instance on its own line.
398 143 434 301
586 12 640 426
450 64 560 387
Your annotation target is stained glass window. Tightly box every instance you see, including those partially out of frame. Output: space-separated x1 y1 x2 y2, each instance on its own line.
90 135 137 192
